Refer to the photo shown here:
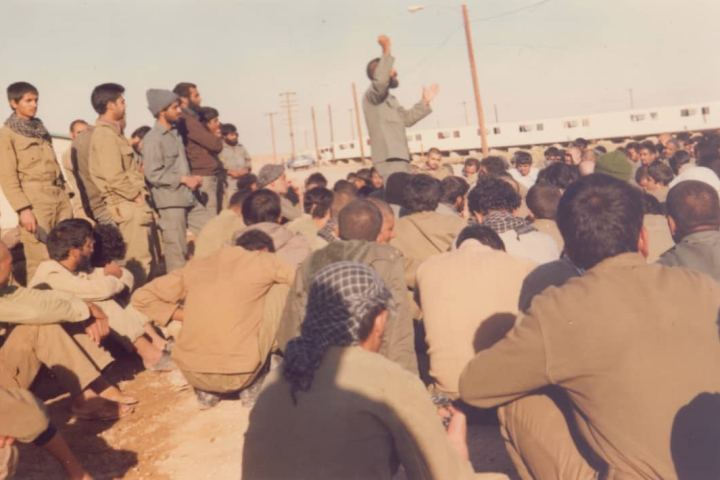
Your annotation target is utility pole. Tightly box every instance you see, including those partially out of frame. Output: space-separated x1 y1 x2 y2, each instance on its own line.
279 91 297 159
311 106 320 161
461 101 469 125
264 112 278 164
328 104 336 160
462 4 489 156
494 104 499 123
629 88 635 109
352 82 366 161
348 108 355 140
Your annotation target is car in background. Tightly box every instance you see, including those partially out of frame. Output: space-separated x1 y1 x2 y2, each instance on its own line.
287 153 316 170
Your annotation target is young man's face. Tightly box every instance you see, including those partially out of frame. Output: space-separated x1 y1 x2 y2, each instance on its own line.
10 92 39 119
188 87 202 107
463 164 478 177
639 148 657 166
206 117 221 135
427 152 441 170
664 142 678 158
223 132 239 146
646 176 660 191
163 101 182 124
371 171 383 189
517 163 531 176
109 96 127 121
627 148 639 162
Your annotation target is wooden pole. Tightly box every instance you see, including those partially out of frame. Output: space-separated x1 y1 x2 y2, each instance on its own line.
311 107 320 161
348 108 355 140
264 112 277 163
462 101 469 125
462 4 489 156
352 82 366 162
279 92 297 158
328 104 335 160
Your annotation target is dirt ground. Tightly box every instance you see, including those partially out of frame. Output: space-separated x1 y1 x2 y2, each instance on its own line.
15 355 519 480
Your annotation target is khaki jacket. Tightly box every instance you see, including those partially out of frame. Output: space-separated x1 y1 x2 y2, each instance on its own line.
243 346 476 480
131 247 295 374
285 214 328 251
460 253 720 479
89 120 146 205
71 126 114 224
0 126 64 212
277 240 418 374
389 211 466 288
232 222 312 267
0 285 89 328
30 260 133 302
194 209 246 259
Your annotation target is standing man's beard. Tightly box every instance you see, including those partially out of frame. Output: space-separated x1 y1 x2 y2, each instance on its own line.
188 102 202 114
225 138 238 147
77 255 94 274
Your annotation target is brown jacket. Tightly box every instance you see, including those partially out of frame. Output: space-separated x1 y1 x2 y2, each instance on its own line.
131 247 295 374
460 253 720 479
0 126 64 212
389 211 466 288
177 109 223 176
277 240 418 374
232 222 312 267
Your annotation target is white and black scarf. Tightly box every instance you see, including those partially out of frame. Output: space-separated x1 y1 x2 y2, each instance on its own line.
5 113 49 139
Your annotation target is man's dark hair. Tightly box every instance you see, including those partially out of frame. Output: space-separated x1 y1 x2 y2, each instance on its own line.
7 82 38 103
481 156 507 177
220 123 237 136
456 225 506 251
338 200 383 241
285 188 300 207
440 176 469 205
635 166 649 184
468 177 521 216
131 125 151 140
366 58 381 81
513 151 533 166
404 174 442 213
173 82 197 99
306 172 328 189
428 147 441 157
626 141 641 153
333 179 358 196
91 223 126 267
647 162 674 186
47 219 94 261
640 140 658 155
69 119 88 133
199 107 219 123
556 174 644 270
384 172 412 206
242 189 281 225
356 168 373 186
235 230 275 253
526 183 562 220
573 137 589 149
90 83 125 115
666 180 720 237
676 131 692 143
304 187 334 219
544 146 559 157
237 173 258 193
537 163 580 190
464 157 481 171
643 194 665 215
669 150 693 175
228 189 252 209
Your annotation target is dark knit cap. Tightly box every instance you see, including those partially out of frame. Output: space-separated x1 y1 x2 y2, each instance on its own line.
595 151 633 182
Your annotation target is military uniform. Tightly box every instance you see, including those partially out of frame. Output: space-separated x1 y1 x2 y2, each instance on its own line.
0 126 72 283
89 119 157 285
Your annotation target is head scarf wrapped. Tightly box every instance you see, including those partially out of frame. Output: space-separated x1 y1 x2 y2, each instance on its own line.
283 261 392 404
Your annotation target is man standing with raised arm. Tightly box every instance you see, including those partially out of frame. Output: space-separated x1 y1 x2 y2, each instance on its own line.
363 35 439 180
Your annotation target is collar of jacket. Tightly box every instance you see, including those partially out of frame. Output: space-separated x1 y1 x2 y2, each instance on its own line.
680 229 720 245
95 118 122 136
590 252 646 272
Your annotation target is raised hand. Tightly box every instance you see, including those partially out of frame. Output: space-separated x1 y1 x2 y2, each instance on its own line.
422 83 440 105
378 35 391 54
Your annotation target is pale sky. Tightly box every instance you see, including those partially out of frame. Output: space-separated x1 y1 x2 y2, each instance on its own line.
1 0 718 156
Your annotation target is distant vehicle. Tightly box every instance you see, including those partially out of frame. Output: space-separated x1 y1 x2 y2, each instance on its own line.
287 153 316 170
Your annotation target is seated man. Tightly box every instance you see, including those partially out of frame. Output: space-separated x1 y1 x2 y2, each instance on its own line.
646 162 674 203
436 176 469 218
526 183 564 252
278 199 417 374
460 174 720 479
0 387 92 479
255 164 302 222
232 189 311 267
389 174 466 289
131 229 295 409
417 225 535 398
30 219 172 371
509 151 539 190
0 240 134 421
285 187 334 251
468 177 559 265
193 190 248 260
417 147 453 180
658 180 720 282
244 262 493 480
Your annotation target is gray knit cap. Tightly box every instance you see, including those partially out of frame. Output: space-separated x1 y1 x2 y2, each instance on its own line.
146 89 178 117
257 164 285 188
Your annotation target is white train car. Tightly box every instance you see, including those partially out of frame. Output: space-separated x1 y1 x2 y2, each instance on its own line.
328 100 720 161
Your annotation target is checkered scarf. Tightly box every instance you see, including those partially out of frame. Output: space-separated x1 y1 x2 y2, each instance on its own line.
482 211 537 236
317 218 339 243
283 261 393 404
4 113 49 139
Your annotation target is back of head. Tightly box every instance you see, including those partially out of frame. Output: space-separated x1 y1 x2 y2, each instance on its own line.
384 172 412 206
333 179 358 196
235 229 276 252
537 162 580 190
366 197 393 219
440 176 469 204
338 200 383 241
331 190 359 218
306 172 328 190
666 180 720 237
242 189 281 226
481 156 507 177
404 174 442 214
91 223 126 267
47 219 94 261
304 187 334 219
229 189 252 210
647 162 675 186
556 174 643 270
237 173 258 193
526 183 562 220
456 225 506 251
131 125 151 140
468 176 521 216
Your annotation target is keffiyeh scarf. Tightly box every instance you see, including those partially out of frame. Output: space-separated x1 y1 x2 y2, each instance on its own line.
482 211 537 236
5 113 48 139
283 261 393 404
